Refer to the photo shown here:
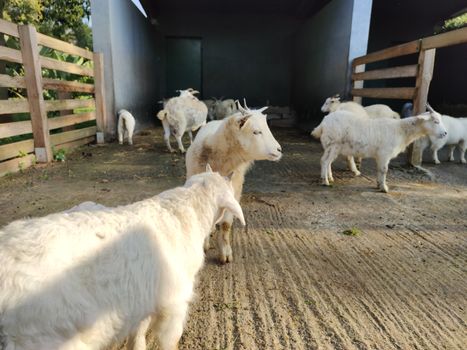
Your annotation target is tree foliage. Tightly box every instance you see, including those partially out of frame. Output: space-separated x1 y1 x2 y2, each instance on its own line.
0 0 91 49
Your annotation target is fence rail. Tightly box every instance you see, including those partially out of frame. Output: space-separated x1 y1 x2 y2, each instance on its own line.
0 18 106 177
351 26 467 165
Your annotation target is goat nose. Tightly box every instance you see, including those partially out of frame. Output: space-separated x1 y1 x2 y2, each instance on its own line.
277 147 282 153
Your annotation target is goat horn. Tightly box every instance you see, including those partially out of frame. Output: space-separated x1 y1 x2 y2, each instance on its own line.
243 98 250 110
426 103 435 113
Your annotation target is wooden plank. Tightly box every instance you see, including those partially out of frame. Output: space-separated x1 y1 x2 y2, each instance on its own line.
352 65 418 81
0 19 20 38
54 135 95 153
351 87 416 100
48 112 96 130
0 74 27 89
50 126 97 146
40 56 94 77
0 46 23 64
45 99 95 112
93 52 106 143
37 32 94 60
0 139 34 161
409 49 436 166
0 99 29 114
353 40 420 66
352 64 365 104
0 120 32 138
0 153 35 177
42 78 94 93
422 27 467 50
19 24 52 163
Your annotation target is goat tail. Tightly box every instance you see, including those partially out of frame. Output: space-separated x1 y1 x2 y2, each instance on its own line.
311 124 323 139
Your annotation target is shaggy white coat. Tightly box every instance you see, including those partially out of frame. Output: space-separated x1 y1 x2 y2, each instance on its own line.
185 102 282 263
157 96 208 153
0 170 244 350
428 114 467 164
117 109 136 145
314 110 447 192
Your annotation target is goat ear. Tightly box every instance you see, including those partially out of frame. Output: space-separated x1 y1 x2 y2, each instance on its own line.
206 163 213 173
237 115 251 129
220 192 245 226
192 90 200 95
224 172 234 182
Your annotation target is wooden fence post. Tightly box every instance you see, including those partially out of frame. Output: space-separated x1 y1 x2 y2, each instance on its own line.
18 24 52 162
409 48 436 166
93 52 106 143
352 63 365 104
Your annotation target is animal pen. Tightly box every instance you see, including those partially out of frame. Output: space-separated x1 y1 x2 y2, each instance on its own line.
351 26 467 166
0 18 106 177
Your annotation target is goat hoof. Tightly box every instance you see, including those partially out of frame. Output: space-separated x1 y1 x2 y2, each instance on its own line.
461 160 466 164
354 170 361 177
434 160 440 165
380 185 389 193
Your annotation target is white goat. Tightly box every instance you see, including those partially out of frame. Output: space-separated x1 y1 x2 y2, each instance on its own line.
426 105 467 164
186 100 282 263
157 95 208 153
117 109 136 145
177 88 200 98
321 95 400 119
212 98 237 120
203 99 217 120
313 108 447 192
0 167 244 350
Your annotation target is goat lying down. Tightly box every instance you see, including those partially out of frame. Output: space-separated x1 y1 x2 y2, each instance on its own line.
0 167 244 350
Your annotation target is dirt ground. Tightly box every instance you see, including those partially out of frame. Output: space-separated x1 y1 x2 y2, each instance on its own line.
0 126 465 350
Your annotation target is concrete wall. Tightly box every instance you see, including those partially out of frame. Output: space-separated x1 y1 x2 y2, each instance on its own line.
91 0 159 137
154 13 300 107
291 0 372 129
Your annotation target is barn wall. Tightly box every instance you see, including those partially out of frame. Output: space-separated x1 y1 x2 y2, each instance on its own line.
154 13 301 107
91 0 160 136
291 0 372 130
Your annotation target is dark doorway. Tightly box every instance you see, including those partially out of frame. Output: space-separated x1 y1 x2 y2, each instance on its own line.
166 37 202 96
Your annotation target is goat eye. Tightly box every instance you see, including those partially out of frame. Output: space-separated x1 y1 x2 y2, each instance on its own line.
253 131 262 135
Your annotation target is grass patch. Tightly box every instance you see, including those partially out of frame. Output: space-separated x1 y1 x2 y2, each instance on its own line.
341 227 361 236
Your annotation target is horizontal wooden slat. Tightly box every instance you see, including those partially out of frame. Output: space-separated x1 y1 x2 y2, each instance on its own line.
54 135 95 153
0 46 23 64
0 139 34 161
0 120 32 138
40 56 94 77
353 40 420 67
351 87 416 100
48 112 96 130
37 33 94 60
0 74 26 88
0 19 19 38
45 99 95 112
422 26 467 50
0 153 35 176
352 65 418 81
0 99 29 114
50 126 97 146
42 78 94 93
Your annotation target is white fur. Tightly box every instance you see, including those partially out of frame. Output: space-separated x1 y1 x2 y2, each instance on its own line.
212 99 237 120
314 109 447 192
157 95 208 153
0 170 244 350
186 101 282 263
364 104 400 120
427 114 467 164
117 109 136 145
177 88 200 98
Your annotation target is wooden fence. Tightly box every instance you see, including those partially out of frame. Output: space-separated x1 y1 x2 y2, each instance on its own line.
0 19 106 176
351 26 467 166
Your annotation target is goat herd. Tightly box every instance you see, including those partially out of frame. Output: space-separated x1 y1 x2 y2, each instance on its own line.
0 88 465 350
